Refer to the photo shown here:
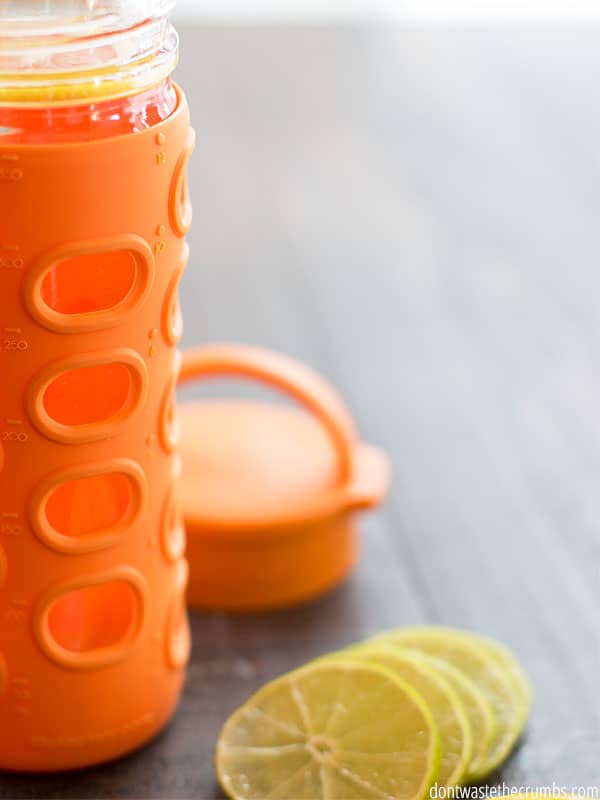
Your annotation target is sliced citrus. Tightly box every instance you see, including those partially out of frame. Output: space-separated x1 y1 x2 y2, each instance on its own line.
469 633 532 708
341 645 472 789
402 650 497 781
370 627 529 778
216 659 441 800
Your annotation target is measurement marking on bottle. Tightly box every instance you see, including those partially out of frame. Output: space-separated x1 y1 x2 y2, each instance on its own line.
4 328 21 334
12 676 32 717
0 168 23 182
1 339 28 352
0 153 19 161
0 242 20 252
148 328 159 357
0 511 23 536
154 240 166 255
145 434 156 463
0 257 24 269
33 713 155 749
1 430 29 443
6 419 23 425
0 523 21 536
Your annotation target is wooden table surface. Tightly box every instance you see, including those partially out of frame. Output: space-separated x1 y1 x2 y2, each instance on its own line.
3 22 600 799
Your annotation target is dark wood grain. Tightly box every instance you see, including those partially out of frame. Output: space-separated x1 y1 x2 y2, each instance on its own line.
2 22 600 798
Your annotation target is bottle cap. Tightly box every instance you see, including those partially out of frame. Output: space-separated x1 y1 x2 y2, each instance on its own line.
177 345 389 612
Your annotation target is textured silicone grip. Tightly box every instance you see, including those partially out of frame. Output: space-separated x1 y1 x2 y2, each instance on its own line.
0 87 193 771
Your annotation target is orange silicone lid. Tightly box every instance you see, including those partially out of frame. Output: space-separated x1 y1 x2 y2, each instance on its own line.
177 345 389 612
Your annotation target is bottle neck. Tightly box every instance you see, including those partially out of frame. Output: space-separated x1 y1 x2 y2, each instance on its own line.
0 79 178 144
0 1 179 142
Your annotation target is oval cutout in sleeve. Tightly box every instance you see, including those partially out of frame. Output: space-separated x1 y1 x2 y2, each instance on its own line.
169 129 195 237
43 362 132 426
34 568 148 670
30 459 147 554
161 484 186 563
159 357 181 454
27 349 148 444
25 235 154 333
161 243 188 345
165 559 191 670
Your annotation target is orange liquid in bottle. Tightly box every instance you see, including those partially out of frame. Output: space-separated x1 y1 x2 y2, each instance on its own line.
7 86 177 647
0 80 177 143
0 1 190 769
1 80 177 425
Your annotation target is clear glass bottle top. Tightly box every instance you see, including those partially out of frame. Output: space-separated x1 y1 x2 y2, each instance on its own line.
0 0 179 105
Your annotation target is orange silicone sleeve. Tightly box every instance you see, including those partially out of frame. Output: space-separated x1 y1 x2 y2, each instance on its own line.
0 87 193 771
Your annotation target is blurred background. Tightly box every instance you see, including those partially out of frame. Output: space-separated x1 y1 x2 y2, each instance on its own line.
170 0 600 791
170 0 600 790
172 0 600 20
167 0 600 786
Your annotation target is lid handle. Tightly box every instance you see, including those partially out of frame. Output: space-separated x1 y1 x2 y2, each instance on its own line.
178 345 358 485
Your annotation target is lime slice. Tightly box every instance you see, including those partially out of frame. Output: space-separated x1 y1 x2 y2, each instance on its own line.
216 659 441 800
342 646 472 789
401 650 497 781
371 627 529 778
470 634 532 708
